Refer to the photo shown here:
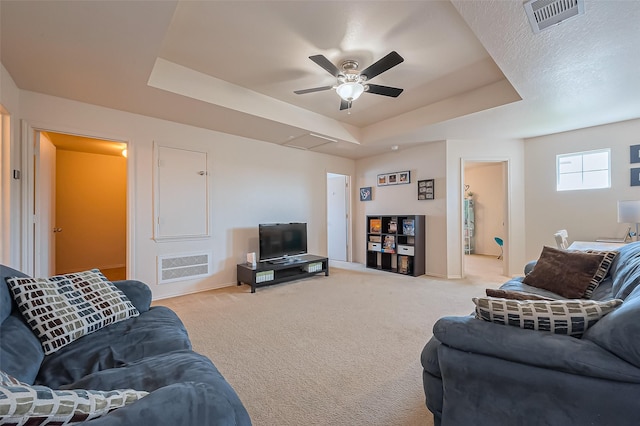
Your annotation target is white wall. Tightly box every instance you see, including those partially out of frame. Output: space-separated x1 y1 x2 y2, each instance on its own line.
14 90 355 299
355 142 448 277
464 163 505 256
524 118 640 260
0 63 22 268
447 139 526 278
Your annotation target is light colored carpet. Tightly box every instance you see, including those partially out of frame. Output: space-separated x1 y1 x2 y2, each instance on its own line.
157 255 507 426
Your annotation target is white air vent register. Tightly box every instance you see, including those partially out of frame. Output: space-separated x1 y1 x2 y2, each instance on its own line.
524 0 585 33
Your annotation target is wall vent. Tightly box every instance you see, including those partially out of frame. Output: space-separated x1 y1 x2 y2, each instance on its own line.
157 252 211 284
524 0 584 33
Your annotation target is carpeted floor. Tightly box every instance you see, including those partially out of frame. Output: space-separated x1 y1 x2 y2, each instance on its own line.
157 255 507 426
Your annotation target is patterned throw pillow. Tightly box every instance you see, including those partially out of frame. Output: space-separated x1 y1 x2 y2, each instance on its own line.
522 246 606 299
6 269 139 355
0 370 148 425
580 250 618 298
473 296 623 337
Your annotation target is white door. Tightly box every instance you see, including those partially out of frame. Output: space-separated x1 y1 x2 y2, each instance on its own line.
36 133 56 276
24 126 56 277
327 173 348 261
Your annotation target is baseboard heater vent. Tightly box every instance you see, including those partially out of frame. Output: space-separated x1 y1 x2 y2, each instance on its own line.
157 252 211 284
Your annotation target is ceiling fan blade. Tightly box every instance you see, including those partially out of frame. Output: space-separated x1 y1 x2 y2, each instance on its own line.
366 84 404 97
340 99 349 110
309 55 341 77
294 86 333 95
360 51 404 80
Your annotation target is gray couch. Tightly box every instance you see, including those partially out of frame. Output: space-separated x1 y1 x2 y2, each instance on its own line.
421 241 640 426
0 264 251 425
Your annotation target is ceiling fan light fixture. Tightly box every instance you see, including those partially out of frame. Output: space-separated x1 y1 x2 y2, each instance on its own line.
336 82 365 101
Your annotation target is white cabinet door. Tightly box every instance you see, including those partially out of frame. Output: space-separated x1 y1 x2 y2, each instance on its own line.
155 145 208 239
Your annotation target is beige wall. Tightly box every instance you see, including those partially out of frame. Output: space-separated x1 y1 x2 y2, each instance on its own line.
354 142 448 277
524 118 640 260
55 150 126 273
447 139 526 278
0 63 21 267
13 90 355 299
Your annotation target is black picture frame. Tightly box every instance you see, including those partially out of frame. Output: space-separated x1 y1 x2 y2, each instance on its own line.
360 186 372 201
631 168 640 186
631 145 640 164
418 179 434 200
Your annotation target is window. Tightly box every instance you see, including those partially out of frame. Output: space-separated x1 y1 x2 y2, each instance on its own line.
557 149 610 191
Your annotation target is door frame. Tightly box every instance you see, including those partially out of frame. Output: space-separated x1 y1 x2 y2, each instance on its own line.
326 172 352 262
460 158 510 277
21 120 132 277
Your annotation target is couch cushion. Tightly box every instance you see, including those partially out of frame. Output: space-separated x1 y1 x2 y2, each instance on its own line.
486 288 554 300
473 296 622 337
0 265 29 324
583 284 640 368
0 314 44 384
37 306 191 389
522 246 605 299
608 242 640 299
6 269 139 355
0 370 147 425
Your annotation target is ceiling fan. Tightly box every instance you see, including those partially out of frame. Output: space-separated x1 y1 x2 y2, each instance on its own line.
294 51 404 112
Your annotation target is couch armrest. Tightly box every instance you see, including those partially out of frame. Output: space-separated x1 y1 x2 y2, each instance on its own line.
85 382 251 426
433 315 640 383
524 260 536 275
113 280 152 313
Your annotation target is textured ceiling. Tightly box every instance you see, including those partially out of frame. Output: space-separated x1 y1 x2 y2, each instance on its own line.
2 1 639 159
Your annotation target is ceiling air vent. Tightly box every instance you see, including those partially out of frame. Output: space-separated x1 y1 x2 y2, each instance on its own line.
524 0 584 33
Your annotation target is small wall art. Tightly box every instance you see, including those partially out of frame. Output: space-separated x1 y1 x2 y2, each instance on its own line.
418 179 435 200
360 186 372 201
631 144 640 164
377 171 410 186
631 168 640 186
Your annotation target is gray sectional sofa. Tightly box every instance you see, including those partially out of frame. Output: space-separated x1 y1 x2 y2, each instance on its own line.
0 264 251 425
421 241 640 426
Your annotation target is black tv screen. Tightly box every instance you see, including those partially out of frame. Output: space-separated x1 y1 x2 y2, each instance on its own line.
259 223 307 261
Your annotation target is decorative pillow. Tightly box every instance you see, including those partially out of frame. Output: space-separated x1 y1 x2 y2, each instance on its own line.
6 269 139 355
522 246 605 299
0 370 148 425
579 249 618 298
473 296 623 337
485 288 554 301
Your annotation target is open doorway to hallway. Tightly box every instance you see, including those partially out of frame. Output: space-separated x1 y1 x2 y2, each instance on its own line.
463 160 508 278
35 131 127 281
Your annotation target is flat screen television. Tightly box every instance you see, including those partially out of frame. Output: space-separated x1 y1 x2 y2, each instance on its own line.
259 223 308 262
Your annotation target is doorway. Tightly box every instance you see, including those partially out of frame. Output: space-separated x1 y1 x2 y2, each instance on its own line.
462 160 508 278
28 128 128 280
326 173 350 262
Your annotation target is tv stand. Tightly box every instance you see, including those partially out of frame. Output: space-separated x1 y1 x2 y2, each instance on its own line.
237 254 329 293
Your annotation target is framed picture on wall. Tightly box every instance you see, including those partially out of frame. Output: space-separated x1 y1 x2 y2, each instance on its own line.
378 171 411 186
631 145 640 164
418 179 434 200
360 187 372 201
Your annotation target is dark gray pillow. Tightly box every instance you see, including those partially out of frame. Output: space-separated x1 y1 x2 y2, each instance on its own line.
523 246 605 299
